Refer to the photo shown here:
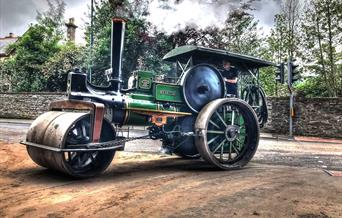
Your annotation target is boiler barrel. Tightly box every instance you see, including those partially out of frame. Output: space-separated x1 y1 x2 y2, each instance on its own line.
118 96 187 126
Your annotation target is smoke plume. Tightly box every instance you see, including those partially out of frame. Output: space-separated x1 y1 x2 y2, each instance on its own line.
147 0 241 34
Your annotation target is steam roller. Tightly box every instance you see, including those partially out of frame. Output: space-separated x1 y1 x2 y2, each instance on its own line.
22 17 260 178
26 111 116 177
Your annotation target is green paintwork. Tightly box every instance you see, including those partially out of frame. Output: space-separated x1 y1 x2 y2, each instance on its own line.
127 98 180 113
128 98 158 111
123 94 189 126
125 111 151 126
122 70 191 126
128 93 155 101
137 71 155 91
154 83 183 103
207 107 246 155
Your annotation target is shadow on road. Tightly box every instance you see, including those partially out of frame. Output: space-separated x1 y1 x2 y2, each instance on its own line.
9 156 254 183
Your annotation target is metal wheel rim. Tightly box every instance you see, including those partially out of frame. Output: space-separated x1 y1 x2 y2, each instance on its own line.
195 98 259 169
63 118 97 172
61 115 115 177
206 103 248 165
241 86 268 127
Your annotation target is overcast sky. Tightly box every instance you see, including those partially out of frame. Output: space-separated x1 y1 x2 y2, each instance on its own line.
0 0 282 43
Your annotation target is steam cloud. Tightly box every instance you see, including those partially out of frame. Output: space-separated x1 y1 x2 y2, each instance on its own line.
0 0 282 40
147 0 240 34
147 0 281 34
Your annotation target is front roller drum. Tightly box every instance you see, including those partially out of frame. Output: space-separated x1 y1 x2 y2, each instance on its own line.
26 111 116 178
195 98 260 169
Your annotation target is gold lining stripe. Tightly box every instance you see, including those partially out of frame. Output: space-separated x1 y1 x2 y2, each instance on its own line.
128 107 192 116
123 100 129 125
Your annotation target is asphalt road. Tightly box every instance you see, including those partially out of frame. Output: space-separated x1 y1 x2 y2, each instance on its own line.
1 120 341 171
0 120 341 217
0 121 144 143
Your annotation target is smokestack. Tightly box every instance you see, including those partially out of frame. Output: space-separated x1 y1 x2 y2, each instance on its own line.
110 17 126 92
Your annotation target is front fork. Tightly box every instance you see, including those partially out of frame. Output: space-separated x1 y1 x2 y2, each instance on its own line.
49 100 105 143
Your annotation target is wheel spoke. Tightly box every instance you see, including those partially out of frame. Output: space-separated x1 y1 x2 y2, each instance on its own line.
215 111 227 127
223 106 226 120
67 152 71 161
231 142 240 154
231 110 235 125
69 153 79 166
90 153 96 163
212 138 227 153
207 130 225 134
228 142 232 160
208 135 220 145
209 120 220 129
77 154 82 166
220 142 224 161
236 138 242 150
69 155 77 165
81 124 87 137
76 126 82 137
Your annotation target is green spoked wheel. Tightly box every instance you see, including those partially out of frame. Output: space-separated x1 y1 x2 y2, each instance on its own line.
241 85 268 128
195 98 259 169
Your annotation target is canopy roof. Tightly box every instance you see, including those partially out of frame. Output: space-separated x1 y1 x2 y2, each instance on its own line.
163 45 275 69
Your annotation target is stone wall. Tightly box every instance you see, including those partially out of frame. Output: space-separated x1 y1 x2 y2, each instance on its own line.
0 92 341 138
0 92 66 119
264 97 342 138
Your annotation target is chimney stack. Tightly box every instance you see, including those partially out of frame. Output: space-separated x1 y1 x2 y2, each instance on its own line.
5 33 15 38
65 18 78 42
110 18 126 92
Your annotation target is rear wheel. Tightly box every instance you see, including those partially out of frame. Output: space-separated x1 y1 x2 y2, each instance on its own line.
195 98 259 169
241 85 268 128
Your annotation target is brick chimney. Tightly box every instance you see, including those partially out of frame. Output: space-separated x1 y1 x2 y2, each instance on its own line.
5 33 15 38
65 18 78 42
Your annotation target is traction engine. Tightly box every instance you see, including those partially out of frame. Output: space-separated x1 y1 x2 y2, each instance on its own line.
22 18 260 178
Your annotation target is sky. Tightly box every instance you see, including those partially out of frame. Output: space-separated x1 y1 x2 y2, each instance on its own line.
0 0 282 44
0 0 89 42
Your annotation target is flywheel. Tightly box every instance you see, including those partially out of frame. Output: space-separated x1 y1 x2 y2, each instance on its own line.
180 64 225 113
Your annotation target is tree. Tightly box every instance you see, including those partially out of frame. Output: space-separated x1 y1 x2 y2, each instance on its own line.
220 1 261 56
260 13 290 97
0 57 16 92
165 1 262 55
85 0 174 87
260 0 303 97
9 24 62 91
282 0 301 58
42 43 85 91
1 0 65 92
300 0 342 97
267 14 288 63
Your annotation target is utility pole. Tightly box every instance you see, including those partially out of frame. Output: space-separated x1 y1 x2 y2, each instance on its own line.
287 57 299 139
287 57 293 139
